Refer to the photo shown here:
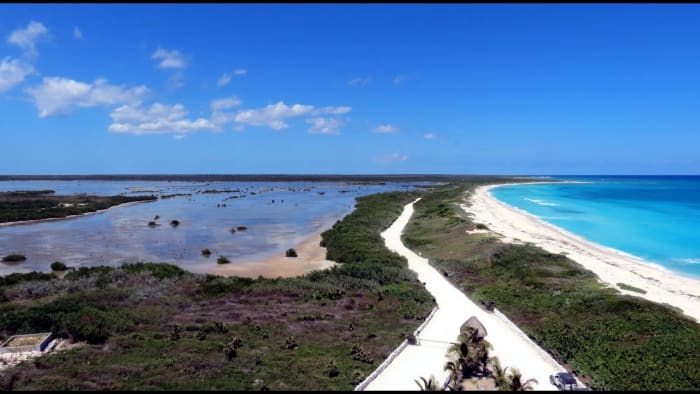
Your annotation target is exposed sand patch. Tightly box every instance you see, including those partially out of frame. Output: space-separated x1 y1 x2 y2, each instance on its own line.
209 233 336 278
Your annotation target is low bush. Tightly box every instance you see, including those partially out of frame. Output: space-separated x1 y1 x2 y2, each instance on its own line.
2 254 26 263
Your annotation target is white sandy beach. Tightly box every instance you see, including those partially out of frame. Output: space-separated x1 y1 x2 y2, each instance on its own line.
365 199 564 391
463 183 700 323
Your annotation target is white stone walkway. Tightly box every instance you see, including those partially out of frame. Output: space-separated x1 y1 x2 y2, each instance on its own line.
364 198 564 391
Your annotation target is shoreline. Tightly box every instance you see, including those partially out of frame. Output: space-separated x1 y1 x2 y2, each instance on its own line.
205 232 336 278
0 199 156 228
463 182 700 322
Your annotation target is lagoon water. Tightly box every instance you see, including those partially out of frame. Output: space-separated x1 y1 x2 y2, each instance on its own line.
0 180 424 275
491 176 700 278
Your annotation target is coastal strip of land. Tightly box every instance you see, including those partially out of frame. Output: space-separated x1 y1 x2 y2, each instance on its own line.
465 183 700 322
0 192 158 227
365 199 562 391
401 182 700 390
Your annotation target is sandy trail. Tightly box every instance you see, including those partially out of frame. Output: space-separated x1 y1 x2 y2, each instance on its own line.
365 198 563 391
464 183 700 323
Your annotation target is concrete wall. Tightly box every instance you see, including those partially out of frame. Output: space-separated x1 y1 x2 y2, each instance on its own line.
0 333 53 354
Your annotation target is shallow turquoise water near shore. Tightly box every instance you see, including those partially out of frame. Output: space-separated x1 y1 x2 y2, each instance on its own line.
491 176 700 278
0 180 424 275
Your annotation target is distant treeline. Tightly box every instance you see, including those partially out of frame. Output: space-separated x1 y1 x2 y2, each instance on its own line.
1 190 55 196
0 195 156 224
0 174 533 183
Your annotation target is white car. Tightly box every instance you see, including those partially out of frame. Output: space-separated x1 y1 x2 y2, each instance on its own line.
549 372 581 391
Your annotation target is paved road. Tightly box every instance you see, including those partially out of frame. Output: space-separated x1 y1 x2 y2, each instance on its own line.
364 198 564 391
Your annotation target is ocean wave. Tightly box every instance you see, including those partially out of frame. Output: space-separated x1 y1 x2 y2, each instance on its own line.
679 258 700 265
525 198 560 207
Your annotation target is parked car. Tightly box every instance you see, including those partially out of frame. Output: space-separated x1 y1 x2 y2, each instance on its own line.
550 372 580 391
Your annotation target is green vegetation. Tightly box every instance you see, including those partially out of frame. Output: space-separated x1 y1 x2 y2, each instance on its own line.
438 323 536 391
415 375 441 391
403 183 700 391
0 191 434 390
0 192 156 224
617 282 647 294
2 190 55 196
160 193 192 199
0 271 54 287
2 254 26 263
50 261 67 271
286 248 298 258
444 327 491 390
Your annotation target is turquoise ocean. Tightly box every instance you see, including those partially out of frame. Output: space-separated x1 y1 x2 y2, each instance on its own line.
490 176 700 278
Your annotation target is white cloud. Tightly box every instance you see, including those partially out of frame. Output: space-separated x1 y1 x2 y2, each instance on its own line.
167 70 185 89
347 76 370 87
423 133 436 140
231 102 351 130
216 73 231 88
217 69 247 88
211 97 242 111
26 77 149 117
393 73 420 86
73 26 83 40
0 57 35 93
374 124 399 134
376 153 408 164
108 102 216 136
313 106 351 115
210 96 243 126
306 117 343 135
151 48 188 70
234 101 313 130
8 21 48 56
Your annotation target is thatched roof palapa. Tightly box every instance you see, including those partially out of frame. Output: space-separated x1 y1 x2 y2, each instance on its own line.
460 316 487 339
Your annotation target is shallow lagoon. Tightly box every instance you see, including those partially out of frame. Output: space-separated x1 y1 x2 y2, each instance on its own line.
0 180 424 275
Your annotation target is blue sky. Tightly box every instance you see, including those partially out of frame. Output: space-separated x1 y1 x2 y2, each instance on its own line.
1 4 699 175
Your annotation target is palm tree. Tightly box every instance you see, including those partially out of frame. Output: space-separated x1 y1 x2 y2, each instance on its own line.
415 375 441 391
506 368 538 391
490 358 509 390
447 334 487 380
444 358 467 390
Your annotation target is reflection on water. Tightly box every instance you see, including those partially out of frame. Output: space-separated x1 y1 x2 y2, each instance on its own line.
0 181 424 275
